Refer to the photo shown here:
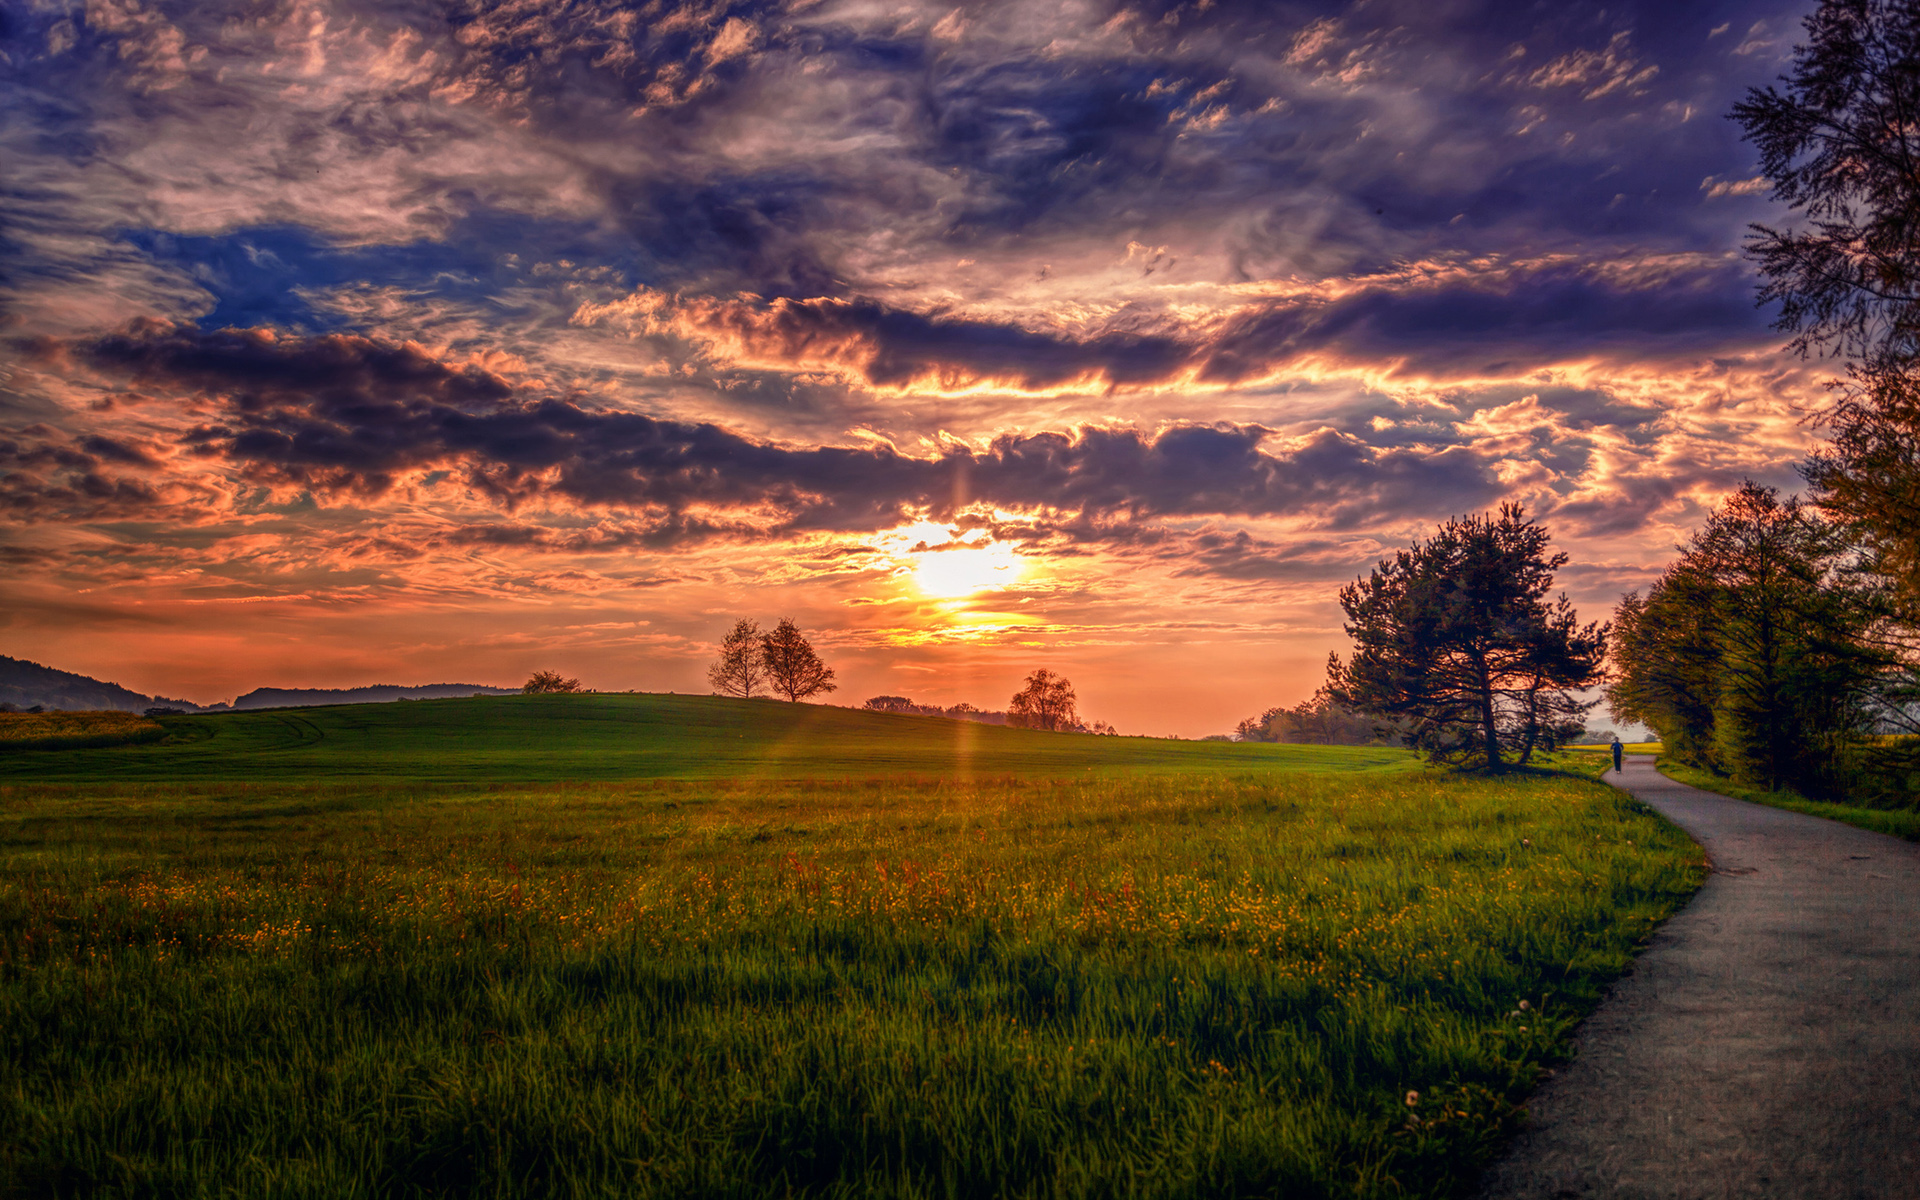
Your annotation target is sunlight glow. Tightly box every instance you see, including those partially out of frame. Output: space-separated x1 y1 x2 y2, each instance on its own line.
911 541 1023 598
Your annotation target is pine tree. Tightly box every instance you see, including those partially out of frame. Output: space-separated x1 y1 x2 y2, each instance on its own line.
1326 504 1606 772
1733 0 1920 615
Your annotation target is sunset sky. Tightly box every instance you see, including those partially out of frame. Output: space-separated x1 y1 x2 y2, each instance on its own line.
3 0 1825 735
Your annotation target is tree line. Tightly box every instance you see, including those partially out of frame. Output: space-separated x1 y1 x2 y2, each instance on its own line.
1234 688 1397 746
1607 483 1907 799
866 671 1118 734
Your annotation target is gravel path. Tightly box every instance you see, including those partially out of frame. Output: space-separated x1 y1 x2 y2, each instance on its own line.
1477 756 1920 1200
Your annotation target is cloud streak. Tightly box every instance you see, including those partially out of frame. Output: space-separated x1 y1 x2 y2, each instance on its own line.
69 323 1506 538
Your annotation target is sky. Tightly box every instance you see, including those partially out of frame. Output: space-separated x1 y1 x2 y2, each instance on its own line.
1 0 1827 735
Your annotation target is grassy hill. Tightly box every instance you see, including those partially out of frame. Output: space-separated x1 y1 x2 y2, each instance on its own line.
0 692 1415 782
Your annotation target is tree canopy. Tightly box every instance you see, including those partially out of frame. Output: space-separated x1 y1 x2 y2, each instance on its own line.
522 671 581 694
761 618 837 703
1008 670 1078 732
1327 504 1606 772
1608 482 1896 796
1734 0 1920 614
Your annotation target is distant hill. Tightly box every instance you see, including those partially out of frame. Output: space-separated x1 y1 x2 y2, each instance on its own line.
232 684 518 710
0 655 518 713
0 655 198 713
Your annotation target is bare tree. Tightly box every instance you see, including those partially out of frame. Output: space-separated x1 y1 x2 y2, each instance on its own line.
708 619 767 698
1008 669 1079 731
522 670 582 694
761 618 837 702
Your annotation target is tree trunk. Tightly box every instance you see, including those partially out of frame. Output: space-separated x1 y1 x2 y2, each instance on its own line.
1475 651 1503 772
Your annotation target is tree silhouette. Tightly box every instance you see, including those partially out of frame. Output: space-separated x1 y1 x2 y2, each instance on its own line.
1327 504 1606 772
1008 669 1078 731
761 618 837 702
522 670 581 694
708 619 767 698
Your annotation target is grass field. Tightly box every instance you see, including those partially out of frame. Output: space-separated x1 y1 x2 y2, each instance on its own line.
0 694 1414 783
0 697 1703 1198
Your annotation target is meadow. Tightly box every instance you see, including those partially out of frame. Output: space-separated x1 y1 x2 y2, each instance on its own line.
0 710 163 752
0 697 1704 1198
0 694 1412 783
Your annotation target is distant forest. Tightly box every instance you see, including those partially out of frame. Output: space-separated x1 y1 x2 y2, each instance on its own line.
1231 689 1390 746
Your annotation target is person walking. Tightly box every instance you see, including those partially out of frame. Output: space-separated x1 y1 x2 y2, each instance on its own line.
1610 736 1623 774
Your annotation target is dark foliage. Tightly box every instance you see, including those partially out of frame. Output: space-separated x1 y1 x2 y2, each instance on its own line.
1607 483 1899 797
1735 0 1920 619
1008 670 1079 732
761 618 837 703
522 671 583 695
1327 505 1606 772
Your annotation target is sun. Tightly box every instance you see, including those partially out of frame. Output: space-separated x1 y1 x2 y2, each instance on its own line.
912 542 1022 598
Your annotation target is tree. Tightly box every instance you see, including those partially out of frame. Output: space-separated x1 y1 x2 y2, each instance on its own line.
1732 0 1920 613
708 619 767 699
1609 482 1895 795
1326 504 1607 772
522 670 582 694
1008 669 1078 731
761 618 837 702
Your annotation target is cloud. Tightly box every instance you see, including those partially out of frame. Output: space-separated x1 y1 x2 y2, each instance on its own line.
68 323 1508 538
577 249 1765 396
1522 31 1659 100
1701 175 1770 199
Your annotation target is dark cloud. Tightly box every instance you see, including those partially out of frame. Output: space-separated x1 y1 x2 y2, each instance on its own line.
86 322 514 407
74 324 1506 537
0 433 169 520
3 0 1805 339
629 250 1764 393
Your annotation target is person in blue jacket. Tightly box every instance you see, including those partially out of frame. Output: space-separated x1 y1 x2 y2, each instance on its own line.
1611 736 1624 774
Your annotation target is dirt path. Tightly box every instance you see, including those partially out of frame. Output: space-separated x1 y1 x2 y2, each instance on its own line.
1477 756 1920 1199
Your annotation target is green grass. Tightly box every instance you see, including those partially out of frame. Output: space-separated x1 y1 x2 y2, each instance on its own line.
0 694 1415 783
1654 760 1920 841
0 700 1703 1199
